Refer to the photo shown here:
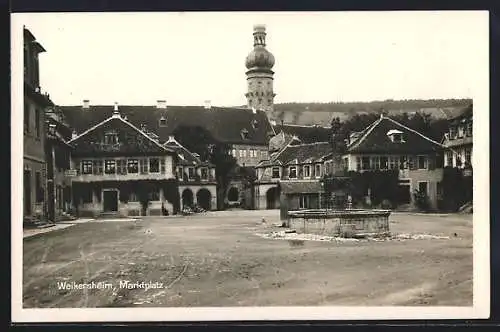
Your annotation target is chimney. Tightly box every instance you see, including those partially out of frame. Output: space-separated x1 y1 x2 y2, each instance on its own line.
82 99 90 109
204 100 211 109
112 102 120 117
72 130 78 139
157 100 167 109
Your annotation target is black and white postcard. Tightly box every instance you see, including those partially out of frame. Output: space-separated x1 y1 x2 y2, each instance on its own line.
11 11 490 322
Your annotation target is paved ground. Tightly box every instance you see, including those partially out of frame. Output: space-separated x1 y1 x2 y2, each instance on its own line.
22 210 473 308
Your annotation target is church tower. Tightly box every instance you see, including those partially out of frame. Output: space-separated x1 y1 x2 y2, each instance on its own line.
245 25 276 113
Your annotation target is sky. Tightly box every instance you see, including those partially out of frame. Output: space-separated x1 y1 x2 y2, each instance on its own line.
13 11 488 106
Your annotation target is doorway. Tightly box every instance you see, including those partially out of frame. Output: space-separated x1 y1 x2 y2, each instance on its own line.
103 189 118 212
266 187 279 209
196 188 212 210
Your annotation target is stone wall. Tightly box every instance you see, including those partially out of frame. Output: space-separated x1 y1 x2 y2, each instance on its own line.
288 211 390 237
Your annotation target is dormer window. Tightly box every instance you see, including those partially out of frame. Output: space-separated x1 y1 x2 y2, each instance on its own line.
159 115 167 127
241 128 249 140
104 130 119 145
387 129 404 143
252 119 259 129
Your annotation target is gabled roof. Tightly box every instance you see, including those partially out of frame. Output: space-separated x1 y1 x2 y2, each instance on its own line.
68 112 174 154
163 136 213 167
347 115 445 154
272 123 331 143
272 141 333 165
59 105 274 146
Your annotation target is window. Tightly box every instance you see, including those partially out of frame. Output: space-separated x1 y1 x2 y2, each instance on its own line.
303 165 311 177
289 166 297 178
325 161 332 174
356 157 361 171
188 167 195 179
81 160 93 175
140 158 148 174
418 156 428 170
465 121 472 137
159 116 167 127
160 158 166 174
149 190 160 201
252 120 259 129
388 156 397 170
239 149 244 158
104 130 119 145
241 129 249 140
232 149 237 157
129 192 138 202
299 195 311 209
35 172 43 203
24 103 30 133
372 156 380 170
380 156 388 170
104 160 116 174
261 150 268 159
117 159 127 175
35 109 41 138
361 157 370 170
315 164 321 177
465 148 472 166
127 159 139 173
92 160 103 175
449 126 457 140
243 149 247 158
399 156 408 169
456 154 462 168
446 151 453 167
201 167 208 180
177 167 184 180
418 181 428 194
271 167 280 179
457 125 464 138
149 158 160 173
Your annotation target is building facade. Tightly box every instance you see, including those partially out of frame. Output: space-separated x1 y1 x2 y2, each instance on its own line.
23 27 54 223
254 140 335 210
164 136 217 211
45 107 73 221
342 114 446 210
442 104 473 170
67 107 178 217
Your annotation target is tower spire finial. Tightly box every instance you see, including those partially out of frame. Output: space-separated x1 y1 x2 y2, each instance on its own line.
253 24 267 47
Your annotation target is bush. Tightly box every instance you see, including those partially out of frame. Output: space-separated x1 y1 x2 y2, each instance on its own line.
380 199 393 210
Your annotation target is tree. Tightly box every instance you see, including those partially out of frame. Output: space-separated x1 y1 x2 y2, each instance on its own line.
173 125 215 161
173 126 238 210
208 143 238 210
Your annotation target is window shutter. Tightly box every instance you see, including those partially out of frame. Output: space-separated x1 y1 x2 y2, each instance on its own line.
160 158 166 174
409 156 417 170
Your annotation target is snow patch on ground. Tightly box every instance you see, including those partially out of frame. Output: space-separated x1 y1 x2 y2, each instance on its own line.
255 231 450 242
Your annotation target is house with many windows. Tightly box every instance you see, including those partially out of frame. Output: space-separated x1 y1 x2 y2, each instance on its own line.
58 100 275 207
254 139 335 210
163 136 217 211
45 106 73 221
67 105 178 217
342 113 446 210
442 104 473 170
23 27 55 224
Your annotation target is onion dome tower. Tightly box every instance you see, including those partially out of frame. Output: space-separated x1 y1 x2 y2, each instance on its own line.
245 25 276 113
